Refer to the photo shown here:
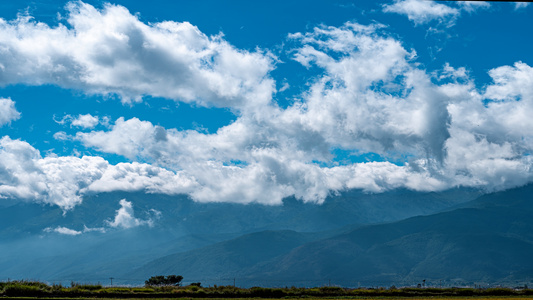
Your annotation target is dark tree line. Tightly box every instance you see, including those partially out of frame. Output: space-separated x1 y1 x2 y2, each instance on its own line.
145 275 183 286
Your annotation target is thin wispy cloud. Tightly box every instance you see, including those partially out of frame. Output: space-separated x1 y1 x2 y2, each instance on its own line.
383 0 491 26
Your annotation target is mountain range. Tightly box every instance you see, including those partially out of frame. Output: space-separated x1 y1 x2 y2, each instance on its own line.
1 185 532 287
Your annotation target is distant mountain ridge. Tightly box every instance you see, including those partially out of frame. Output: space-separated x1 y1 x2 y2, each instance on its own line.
0 187 480 239
0 186 502 286
130 184 533 287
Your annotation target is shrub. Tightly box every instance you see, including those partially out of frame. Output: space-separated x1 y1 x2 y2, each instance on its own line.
145 275 183 286
3 284 46 297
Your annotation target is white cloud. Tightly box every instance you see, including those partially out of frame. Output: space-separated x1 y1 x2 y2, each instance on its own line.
383 0 460 25
383 0 491 26
0 98 20 126
1 7 533 211
75 117 161 160
43 204 159 235
0 2 275 111
456 1 490 13
515 2 530 10
484 62 533 102
83 225 106 233
65 22 533 205
71 114 99 129
88 162 197 195
287 23 449 160
53 131 71 141
44 226 82 235
0 136 197 210
106 199 158 229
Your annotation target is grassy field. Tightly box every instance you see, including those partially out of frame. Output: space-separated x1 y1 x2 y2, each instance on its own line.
2 281 533 299
0 296 533 300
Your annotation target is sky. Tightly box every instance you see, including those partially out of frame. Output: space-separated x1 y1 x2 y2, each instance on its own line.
0 0 532 212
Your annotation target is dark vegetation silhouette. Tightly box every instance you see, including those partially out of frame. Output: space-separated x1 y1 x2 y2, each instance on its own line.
145 275 183 286
1 279 532 298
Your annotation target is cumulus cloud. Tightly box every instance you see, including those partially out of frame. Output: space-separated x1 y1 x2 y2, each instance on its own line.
63 21 533 205
71 114 99 128
287 23 451 162
0 98 20 126
0 1 275 110
76 116 448 204
54 114 100 129
0 4 533 210
0 136 196 210
106 199 159 229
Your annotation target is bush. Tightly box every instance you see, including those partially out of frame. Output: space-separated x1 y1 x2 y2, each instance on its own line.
3 284 46 297
188 285 200 292
319 286 345 295
145 275 183 286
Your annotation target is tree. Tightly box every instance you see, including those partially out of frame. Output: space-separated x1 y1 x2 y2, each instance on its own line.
145 275 183 286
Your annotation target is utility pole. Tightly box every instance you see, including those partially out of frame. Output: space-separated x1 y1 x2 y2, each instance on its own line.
233 278 236 287
109 277 114 286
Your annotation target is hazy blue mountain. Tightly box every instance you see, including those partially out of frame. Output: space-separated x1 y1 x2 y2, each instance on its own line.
0 187 479 239
132 184 533 287
129 230 333 286
0 187 480 284
246 184 533 286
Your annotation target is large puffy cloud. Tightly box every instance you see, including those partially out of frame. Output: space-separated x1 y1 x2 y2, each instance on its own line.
1 3 533 210
287 23 450 161
70 22 533 204
0 136 196 210
285 23 533 193
0 2 275 110
89 22 533 205
75 117 448 204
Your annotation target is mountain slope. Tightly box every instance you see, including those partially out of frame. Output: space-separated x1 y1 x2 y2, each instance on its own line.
133 184 533 287
0 187 480 284
0 188 480 240
129 230 331 285
246 184 533 286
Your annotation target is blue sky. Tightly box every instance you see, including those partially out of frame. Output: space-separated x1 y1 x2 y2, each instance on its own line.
0 0 532 212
